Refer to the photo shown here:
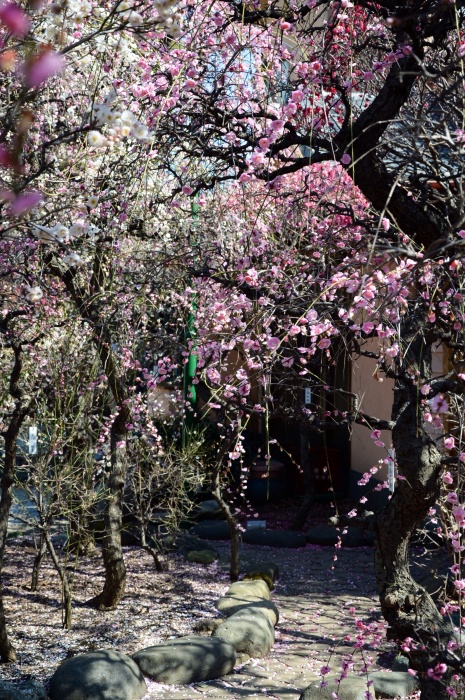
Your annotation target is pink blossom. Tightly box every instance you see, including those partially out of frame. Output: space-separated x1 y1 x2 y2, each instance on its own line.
443 471 454 484
452 505 465 526
427 663 447 681
447 492 459 504
267 337 280 351
362 71 374 81
0 2 30 36
420 383 431 395
291 90 304 103
25 51 65 88
361 321 374 334
444 436 455 450
317 338 331 349
431 393 448 414
182 185 193 195
270 119 285 131
340 153 351 165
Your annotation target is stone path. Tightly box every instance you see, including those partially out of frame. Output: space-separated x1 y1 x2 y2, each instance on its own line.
144 542 401 700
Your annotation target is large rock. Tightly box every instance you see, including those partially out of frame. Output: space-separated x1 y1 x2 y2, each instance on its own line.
186 549 217 565
189 521 231 540
242 529 306 548
193 500 224 520
0 679 47 700
368 671 419 697
216 595 279 625
299 677 374 700
213 608 275 658
48 649 147 700
243 561 280 586
226 579 271 600
132 635 236 684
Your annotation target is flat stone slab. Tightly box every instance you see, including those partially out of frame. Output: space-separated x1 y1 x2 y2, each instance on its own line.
132 635 236 684
49 649 147 700
300 677 374 700
186 549 217 564
213 608 275 658
242 529 306 548
216 595 279 625
189 521 231 540
243 561 280 584
194 500 224 519
368 671 419 697
226 579 271 600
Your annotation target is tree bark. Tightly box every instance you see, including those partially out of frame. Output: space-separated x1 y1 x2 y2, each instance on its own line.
88 410 128 609
0 345 30 662
375 317 455 698
43 529 73 629
31 533 47 592
48 259 130 610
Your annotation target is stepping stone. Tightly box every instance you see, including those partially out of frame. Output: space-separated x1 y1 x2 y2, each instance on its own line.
242 529 306 548
186 549 217 564
213 608 275 658
243 561 280 584
391 655 409 672
194 500 224 519
299 676 373 700
216 595 279 625
368 671 419 697
132 635 236 684
189 521 231 540
48 649 147 700
226 579 271 600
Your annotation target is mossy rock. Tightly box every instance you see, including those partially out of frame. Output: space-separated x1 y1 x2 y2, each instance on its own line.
186 549 218 565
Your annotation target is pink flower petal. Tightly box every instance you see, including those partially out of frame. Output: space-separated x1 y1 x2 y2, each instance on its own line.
0 2 30 37
25 51 64 88
10 190 42 216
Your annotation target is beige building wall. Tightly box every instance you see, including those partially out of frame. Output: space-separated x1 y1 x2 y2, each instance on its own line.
350 341 446 487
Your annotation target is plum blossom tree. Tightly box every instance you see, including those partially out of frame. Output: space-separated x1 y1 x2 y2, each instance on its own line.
2 0 465 697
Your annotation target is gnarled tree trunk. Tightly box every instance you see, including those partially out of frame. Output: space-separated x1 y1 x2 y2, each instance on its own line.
376 318 455 700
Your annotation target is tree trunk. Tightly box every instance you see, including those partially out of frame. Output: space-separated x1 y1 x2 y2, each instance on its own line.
0 345 30 662
88 410 128 609
43 529 73 629
291 429 313 530
375 318 455 698
212 474 240 581
31 533 47 591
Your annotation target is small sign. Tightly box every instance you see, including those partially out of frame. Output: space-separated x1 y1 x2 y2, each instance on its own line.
247 520 266 530
387 448 395 492
304 388 312 405
28 426 38 455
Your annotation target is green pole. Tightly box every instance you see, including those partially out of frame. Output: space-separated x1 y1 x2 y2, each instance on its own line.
182 197 199 447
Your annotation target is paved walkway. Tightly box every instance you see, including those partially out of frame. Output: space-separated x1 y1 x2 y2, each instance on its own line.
145 542 395 700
